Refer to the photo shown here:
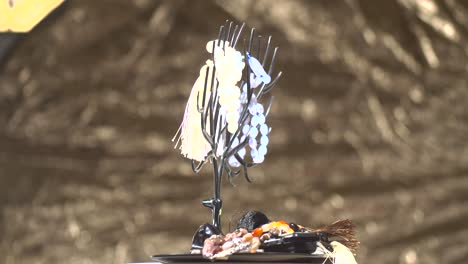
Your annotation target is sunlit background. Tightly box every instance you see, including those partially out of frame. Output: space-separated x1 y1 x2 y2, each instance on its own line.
1 0 468 264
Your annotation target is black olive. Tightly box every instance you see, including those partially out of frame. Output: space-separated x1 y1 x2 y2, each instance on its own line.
236 211 270 232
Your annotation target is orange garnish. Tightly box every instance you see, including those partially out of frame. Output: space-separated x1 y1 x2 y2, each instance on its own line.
251 221 294 236
252 227 263 237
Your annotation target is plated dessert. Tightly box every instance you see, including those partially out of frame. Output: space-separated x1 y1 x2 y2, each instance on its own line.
155 20 360 264
190 211 358 262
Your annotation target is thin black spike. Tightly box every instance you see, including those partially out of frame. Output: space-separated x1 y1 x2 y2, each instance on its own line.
224 162 240 185
211 34 216 59
201 66 210 107
200 101 215 148
225 165 236 186
192 159 207 173
233 23 245 48
203 95 211 123
230 25 239 45
257 35 262 58
258 71 282 99
224 130 232 151
222 20 229 49
248 28 255 53
262 36 272 66
265 96 274 117
220 111 248 154
235 154 252 183
268 47 278 75
243 41 253 103
226 137 248 158
213 101 221 150
217 115 225 144
192 160 200 173
226 21 233 44
224 20 229 35
211 81 220 137
196 91 202 112
217 26 224 47
208 64 217 135
262 71 283 94
234 106 251 146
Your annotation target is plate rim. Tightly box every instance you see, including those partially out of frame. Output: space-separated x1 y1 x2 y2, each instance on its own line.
151 252 330 263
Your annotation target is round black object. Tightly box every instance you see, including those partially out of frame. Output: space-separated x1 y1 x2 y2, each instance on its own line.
191 223 220 250
237 211 270 232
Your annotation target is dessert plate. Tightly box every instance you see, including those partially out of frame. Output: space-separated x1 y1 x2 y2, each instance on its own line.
151 252 331 263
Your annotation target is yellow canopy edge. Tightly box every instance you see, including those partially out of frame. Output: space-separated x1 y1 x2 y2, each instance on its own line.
0 0 65 32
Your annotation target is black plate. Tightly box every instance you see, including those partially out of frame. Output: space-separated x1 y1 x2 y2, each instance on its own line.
151 253 331 263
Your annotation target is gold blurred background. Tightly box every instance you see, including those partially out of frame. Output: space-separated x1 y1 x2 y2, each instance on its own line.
1 0 468 263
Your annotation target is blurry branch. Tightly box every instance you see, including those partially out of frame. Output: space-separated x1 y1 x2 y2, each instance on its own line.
215 0 312 46
395 0 442 68
346 0 423 75
367 93 396 145
398 0 461 42
344 128 374 175
382 34 423 74
121 0 185 69
445 0 468 32
410 21 440 68
344 0 377 46
148 1 181 34
367 92 414 155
